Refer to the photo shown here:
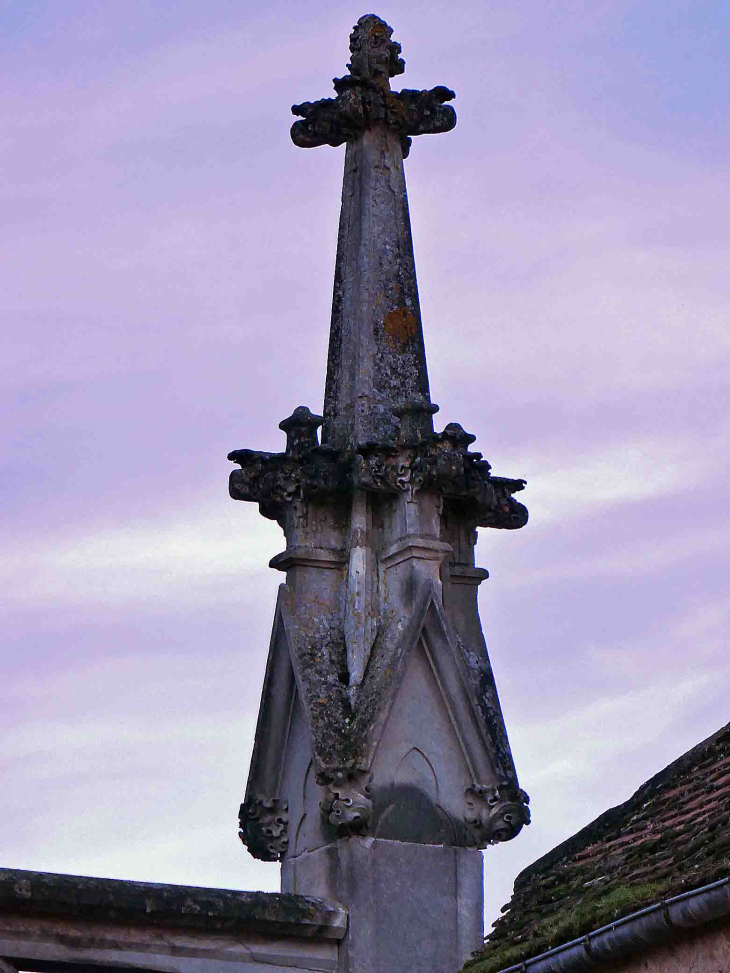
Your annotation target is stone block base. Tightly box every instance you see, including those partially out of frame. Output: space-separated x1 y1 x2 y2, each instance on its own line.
282 838 483 973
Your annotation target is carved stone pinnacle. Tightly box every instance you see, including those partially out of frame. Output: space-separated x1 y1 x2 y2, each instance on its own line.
290 14 456 158
346 14 405 82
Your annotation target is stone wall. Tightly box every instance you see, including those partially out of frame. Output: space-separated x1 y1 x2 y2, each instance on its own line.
0 868 346 973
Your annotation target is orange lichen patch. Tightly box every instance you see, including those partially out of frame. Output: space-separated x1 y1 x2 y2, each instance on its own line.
385 90 408 122
383 306 417 343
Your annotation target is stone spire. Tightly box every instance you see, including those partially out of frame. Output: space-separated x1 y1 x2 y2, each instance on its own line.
228 18 530 972
291 14 455 450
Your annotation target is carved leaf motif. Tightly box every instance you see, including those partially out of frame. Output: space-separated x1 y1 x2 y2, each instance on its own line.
238 796 289 862
464 782 530 848
289 16 455 157
318 769 373 836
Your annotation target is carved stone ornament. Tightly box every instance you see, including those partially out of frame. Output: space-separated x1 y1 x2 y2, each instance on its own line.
318 769 373 836
230 412 527 532
464 782 531 848
290 15 455 158
238 796 289 862
355 424 528 529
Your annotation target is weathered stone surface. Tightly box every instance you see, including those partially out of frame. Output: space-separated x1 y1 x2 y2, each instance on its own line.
228 417 527 532
464 782 531 847
0 867 346 941
294 16 452 451
322 121 431 450
230 14 529 864
282 838 484 973
0 868 347 973
0 913 341 973
319 769 374 837
238 796 290 862
290 15 455 159
0 869 346 972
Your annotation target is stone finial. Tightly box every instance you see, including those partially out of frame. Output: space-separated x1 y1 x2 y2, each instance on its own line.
346 14 405 81
290 14 456 158
393 397 440 445
231 14 530 887
279 406 323 455
440 422 478 449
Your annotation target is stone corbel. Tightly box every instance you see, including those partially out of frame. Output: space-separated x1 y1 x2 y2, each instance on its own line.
318 769 373 836
238 796 289 862
464 782 530 847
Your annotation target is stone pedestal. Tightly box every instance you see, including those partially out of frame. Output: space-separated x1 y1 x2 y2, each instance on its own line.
282 838 484 973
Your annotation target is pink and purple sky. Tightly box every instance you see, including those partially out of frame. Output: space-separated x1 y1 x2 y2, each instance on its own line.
2 0 729 930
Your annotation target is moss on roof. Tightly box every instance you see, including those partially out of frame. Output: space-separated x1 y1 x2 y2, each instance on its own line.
467 721 730 973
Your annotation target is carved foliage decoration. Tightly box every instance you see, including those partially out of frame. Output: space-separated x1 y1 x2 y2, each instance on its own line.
318 769 373 836
464 782 531 848
289 15 456 157
346 13 405 81
291 84 456 157
228 405 347 526
238 796 289 862
229 413 527 531
355 427 528 529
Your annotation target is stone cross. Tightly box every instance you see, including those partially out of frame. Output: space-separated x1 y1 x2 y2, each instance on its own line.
290 14 456 159
228 16 530 973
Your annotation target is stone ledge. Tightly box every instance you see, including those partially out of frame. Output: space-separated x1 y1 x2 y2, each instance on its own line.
381 536 453 567
0 868 347 942
269 547 347 572
449 565 489 586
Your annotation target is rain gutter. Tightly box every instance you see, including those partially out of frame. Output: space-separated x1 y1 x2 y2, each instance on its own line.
495 876 730 973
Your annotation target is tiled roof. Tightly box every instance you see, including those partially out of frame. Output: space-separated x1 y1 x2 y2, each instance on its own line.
467 721 730 973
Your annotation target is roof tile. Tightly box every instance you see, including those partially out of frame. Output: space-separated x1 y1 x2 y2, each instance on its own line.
466 721 730 973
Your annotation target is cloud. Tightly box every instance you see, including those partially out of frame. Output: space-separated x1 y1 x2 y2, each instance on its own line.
512 670 718 779
2 498 282 610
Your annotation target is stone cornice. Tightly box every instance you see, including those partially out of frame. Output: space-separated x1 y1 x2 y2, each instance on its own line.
229 416 528 532
0 867 347 940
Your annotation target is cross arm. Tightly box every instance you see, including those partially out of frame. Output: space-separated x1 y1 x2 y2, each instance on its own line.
291 83 455 157
290 15 456 157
